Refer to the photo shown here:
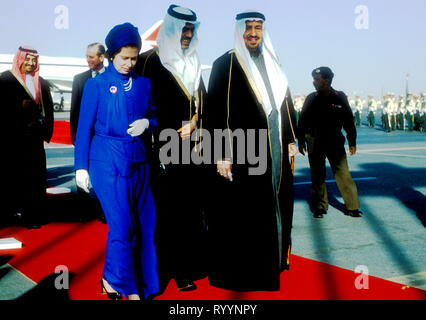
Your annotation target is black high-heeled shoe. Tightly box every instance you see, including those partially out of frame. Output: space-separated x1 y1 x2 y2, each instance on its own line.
100 279 123 300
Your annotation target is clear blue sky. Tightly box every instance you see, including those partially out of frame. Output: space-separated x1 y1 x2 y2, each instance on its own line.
1 0 425 98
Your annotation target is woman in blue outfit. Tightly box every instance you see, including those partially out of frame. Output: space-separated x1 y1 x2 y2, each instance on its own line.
74 23 159 300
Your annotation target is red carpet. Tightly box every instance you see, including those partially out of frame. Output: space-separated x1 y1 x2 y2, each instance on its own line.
50 120 72 145
1 221 425 300
27 120 424 300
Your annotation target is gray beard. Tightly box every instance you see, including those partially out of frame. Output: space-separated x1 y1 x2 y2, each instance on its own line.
248 47 261 58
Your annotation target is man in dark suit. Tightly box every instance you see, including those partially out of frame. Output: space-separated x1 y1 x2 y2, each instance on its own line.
70 43 106 223
70 43 105 144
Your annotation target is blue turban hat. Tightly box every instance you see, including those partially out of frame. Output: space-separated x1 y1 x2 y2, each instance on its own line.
105 22 142 58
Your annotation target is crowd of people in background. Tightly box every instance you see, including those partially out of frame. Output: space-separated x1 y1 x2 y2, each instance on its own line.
293 92 426 132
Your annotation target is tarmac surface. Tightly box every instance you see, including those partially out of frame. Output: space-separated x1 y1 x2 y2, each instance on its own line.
1 111 425 299
292 126 426 290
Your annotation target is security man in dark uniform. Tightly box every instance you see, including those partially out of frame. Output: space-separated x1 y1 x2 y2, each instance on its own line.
298 67 362 218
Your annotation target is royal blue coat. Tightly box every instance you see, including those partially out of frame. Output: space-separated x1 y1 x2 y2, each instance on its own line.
74 63 159 298
74 64 156 172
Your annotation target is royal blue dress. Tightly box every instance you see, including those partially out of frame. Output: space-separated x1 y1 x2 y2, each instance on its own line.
74 64 159 298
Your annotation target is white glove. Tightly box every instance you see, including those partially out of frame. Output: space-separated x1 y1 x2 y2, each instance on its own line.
76 169 90 193
127 119 149 137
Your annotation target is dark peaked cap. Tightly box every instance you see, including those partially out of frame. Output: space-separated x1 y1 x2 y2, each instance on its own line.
168 4 197 21
312 66 334 80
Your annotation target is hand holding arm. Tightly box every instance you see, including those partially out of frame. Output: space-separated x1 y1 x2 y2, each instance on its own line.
127 118 149 137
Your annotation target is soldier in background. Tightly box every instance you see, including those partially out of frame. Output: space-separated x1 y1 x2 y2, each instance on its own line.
421 93 426 132
293 94 304 124
380 95 386 130
298 67 362 219
349 95 356 125
354 95 363 127
367 95 377 128
414 94 422 131
376 98 382 127
405 93 416 131
389 93 398 131
396 95 405 130
382 94 392 133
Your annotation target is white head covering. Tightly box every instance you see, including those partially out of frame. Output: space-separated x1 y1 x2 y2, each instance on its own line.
234 11 288 115
156 5 201 96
